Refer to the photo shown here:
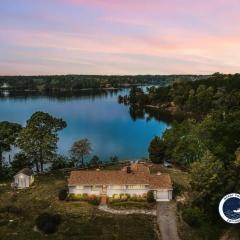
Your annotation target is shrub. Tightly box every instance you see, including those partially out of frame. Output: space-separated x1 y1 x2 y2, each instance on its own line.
112 194 120 200
58 189 68 201
68 193 88 201
120 193 130 201
68 193 100 205
182 206 206 227
35 213 61 234
173 181 185 198
147 191 155 203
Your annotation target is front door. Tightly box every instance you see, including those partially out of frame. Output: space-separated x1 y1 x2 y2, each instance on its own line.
102 185 107 194
19 178 26 188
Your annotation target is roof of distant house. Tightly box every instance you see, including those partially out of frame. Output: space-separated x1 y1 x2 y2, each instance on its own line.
122 163 150 174
15 168 33 176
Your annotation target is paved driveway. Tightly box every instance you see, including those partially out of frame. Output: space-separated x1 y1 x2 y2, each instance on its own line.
157 202 180 240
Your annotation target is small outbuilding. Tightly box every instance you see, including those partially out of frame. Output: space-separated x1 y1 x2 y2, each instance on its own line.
13 168 34 189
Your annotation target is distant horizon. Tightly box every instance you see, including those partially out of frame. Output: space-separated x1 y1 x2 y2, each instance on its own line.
1 1 240 75
1 72 239 78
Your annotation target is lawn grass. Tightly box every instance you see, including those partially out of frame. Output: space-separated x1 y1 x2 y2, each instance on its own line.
0 172 158 240
109 201 154 210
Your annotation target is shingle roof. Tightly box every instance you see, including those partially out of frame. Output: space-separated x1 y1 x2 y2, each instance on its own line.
149 174 172 189
68 165 172 190
16 168 33 176
68 170 149 186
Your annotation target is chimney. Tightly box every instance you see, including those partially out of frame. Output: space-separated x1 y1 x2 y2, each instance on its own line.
126 166 132 173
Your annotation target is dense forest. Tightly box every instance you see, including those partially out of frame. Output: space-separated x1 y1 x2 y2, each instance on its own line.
0 74 208 92
122 73 240 237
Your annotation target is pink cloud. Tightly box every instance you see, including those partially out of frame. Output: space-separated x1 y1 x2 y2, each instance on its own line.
1 0 240 74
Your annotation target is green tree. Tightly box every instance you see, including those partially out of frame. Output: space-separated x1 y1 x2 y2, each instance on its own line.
11 152 32 174
89 155 102 168
70 138 92 166
148 136 165 163
17 112 66 172
51 155 74 170
0 121 22 168
190 151 226 215
110 155 118 163
197 110 240 164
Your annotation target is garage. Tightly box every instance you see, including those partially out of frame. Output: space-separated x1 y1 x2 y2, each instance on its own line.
154 190 172 201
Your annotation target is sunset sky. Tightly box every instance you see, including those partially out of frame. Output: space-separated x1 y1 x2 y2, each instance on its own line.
1 0 240 75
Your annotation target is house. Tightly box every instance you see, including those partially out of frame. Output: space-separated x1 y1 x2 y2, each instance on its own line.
1 83 10 89
13 168 34 189
68 163 173 202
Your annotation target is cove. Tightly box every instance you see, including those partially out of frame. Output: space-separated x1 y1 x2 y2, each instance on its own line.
0 89 169 161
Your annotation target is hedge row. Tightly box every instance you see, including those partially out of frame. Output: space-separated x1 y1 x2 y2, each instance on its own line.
68 193 101 205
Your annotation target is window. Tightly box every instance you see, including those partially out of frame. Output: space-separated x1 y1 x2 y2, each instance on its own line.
91 185 102 191
76 186 84 190
127 185 147 189
109 185 126 190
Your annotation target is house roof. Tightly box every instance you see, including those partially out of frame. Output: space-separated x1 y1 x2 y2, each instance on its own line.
149 174 172 189
15 168 33 176
68 170 150 186
68 164 172 190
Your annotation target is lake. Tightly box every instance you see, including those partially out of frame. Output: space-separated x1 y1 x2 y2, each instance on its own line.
0 89 168 161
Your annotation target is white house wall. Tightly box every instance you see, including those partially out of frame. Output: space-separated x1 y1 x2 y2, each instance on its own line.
14 174 30 188
69 185 148 196
69 185 166 198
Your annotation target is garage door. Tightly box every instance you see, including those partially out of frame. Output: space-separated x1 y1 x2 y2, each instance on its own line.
156 191 169 201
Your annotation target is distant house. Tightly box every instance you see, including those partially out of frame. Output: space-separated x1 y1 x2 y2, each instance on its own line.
1 83 10 89
68 163 173 202
13 168 34 189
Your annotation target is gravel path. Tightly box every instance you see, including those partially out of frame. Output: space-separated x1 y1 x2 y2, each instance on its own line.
157 202 180 240
98 205 157 216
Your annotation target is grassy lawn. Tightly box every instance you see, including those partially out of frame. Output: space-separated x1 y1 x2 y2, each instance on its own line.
0 172 158 240
109 201 154 210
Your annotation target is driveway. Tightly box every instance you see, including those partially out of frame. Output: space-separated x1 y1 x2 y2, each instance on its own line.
157 202 180 240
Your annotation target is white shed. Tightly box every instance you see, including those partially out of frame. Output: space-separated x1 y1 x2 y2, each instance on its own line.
13 168 34 189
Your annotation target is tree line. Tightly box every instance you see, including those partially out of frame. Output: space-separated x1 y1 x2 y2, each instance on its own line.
123 73 240 234
120 72 240 119
0 112 119 179
0 74 207 92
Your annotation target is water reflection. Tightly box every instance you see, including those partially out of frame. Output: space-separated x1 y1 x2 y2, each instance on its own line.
0 89 168 161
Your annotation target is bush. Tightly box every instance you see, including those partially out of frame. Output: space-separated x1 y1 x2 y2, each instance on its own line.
120 193 130 201
109 194 147 203
173 181 185 198
58 189 68 201
182 206 206 227
68 193 100 205
68 193 88 201
35 213 61 234
147 191 155 203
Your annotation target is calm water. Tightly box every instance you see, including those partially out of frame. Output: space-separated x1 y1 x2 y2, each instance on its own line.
0 89 168 161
